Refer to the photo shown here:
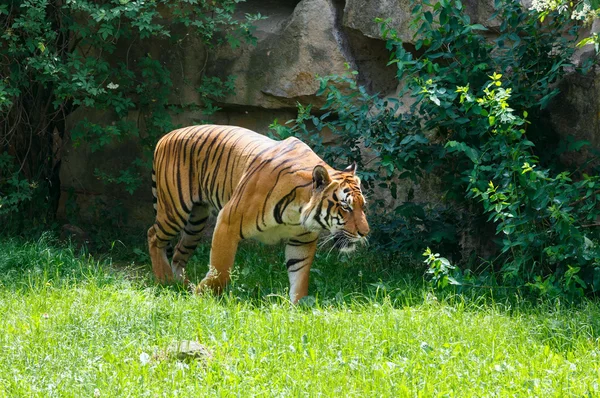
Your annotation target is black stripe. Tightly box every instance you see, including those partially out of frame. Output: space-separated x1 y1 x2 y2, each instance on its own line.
313 199 328 229
208 130 238 208
288 264 308 273
228 140 304 220
164 212 185 230
154 221 175 239
156 235 171 243
187 128 201 204
288 238 318 246
183 227 201 236
188 216 208 226
221 132 246 205
324 200 334 224
239 214 245 239
286 257 307 269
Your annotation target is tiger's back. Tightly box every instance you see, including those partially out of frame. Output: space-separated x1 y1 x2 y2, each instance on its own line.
152 125 320 237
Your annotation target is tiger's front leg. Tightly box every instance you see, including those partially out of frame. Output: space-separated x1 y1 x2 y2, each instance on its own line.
194 212 240 297
285 234 318 303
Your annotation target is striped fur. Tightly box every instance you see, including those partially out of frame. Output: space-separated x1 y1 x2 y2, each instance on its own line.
147 125 370 302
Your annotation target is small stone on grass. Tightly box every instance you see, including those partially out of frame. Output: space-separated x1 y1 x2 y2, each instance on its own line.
167 340 212 362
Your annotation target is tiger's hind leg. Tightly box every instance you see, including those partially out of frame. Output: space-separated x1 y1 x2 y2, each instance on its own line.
148 169 193 283
148 223 176 282
171 204 210 284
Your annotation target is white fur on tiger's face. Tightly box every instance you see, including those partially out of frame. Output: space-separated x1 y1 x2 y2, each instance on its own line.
147 125 370 303
300 164 369 253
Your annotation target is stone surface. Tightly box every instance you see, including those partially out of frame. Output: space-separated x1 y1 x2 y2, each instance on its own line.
464 0 501 29
60 224 91 250
343 0 415 42
342 0 525 42
167 340 212 361
545 68 600 162
209 0 354 108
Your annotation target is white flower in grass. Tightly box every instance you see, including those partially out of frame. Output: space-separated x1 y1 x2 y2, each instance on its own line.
420 341 433 353
139 352 150 366
175 361 189 370
107 82 119 90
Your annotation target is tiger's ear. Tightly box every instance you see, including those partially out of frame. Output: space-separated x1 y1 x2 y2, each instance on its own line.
312 165 331 191
343 162 357 174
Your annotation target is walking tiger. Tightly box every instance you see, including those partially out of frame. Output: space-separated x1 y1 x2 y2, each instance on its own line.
147 125 370 302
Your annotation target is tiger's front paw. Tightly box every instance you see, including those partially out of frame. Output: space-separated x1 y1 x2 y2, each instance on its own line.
192 275 227 297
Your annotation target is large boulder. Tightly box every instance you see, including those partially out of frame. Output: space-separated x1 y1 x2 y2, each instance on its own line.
343 0 415 42
463 0 501 29
342 0 520 42
209 0 354 108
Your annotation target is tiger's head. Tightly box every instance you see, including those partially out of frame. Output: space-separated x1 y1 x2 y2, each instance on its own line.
301 163 370 253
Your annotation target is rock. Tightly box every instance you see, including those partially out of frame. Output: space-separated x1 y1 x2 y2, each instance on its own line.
60 224 91 250
167 340 213 361
544 67 600 165
343 0 415 42
209 0 354 108
572 19 600 68
343 0 526 42
463 0 501 30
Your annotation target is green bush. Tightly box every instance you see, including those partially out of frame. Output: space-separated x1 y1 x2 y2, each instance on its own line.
271 0 600 298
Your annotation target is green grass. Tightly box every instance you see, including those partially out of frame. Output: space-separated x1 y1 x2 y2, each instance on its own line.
1 236 600 396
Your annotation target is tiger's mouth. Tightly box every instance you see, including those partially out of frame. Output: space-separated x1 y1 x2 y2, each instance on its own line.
339 243 357 253
333 232 359 253
318 231 364 254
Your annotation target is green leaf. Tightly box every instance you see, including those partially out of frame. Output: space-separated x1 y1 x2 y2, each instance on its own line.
469 24 488 31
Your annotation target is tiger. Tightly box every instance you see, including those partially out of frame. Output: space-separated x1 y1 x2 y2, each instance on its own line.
147 124 370 303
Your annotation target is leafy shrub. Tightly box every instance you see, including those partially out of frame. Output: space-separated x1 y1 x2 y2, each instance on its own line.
0 0 262 227
271 0 600 297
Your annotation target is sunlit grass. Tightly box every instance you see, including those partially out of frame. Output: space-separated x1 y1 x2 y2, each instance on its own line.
0 236 599 396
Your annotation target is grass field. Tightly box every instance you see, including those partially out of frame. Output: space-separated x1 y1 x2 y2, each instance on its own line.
1 236 600 396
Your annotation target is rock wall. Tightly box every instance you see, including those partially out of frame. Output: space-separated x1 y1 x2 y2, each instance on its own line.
59 0 599 232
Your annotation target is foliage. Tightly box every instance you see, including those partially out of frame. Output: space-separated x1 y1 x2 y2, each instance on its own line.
2 238 600 396
0 152 34 215
423 247 458 289
271 0 600 297
0 0 262 225
528 0 600 51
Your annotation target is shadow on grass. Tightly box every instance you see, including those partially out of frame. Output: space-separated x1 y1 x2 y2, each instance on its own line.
0 233 426 304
